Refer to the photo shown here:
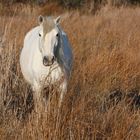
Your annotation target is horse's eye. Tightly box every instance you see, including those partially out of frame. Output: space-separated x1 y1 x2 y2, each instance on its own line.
39 33 41 37
56 33 59 37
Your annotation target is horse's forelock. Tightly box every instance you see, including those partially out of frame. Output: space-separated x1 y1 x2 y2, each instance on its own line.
42 17 56 36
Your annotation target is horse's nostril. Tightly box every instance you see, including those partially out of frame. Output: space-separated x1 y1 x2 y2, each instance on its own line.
43 56 48 62
52 56 55 62
43 56 48 65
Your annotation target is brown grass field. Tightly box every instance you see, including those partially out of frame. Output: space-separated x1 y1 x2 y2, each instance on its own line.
0 3 140 140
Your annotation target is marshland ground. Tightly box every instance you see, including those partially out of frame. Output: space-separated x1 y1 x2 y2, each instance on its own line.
0 1 140 139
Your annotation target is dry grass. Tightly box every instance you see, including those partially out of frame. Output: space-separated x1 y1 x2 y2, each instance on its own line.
0 4 140 140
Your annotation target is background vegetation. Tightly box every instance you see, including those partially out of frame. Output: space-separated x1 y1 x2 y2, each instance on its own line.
0 1 140 140
1 0 140 7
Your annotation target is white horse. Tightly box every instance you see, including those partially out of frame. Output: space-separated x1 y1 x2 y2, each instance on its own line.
20 16 73 111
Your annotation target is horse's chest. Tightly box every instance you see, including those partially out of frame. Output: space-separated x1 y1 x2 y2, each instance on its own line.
33 63 64 84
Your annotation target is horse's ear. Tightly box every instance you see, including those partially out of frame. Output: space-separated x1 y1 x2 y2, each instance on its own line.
55 16 61 25
38 15 44 25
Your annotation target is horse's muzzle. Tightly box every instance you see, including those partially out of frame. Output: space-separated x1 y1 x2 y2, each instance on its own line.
43 56 55 66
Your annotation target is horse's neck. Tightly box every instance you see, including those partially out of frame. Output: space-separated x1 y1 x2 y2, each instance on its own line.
54 29 65 76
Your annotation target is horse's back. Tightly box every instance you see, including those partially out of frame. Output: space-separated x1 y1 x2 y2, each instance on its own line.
24 26 39 45
20 26 40 84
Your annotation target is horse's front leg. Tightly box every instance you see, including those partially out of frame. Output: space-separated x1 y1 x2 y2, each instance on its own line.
32 83 43 113
59 79 67 108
